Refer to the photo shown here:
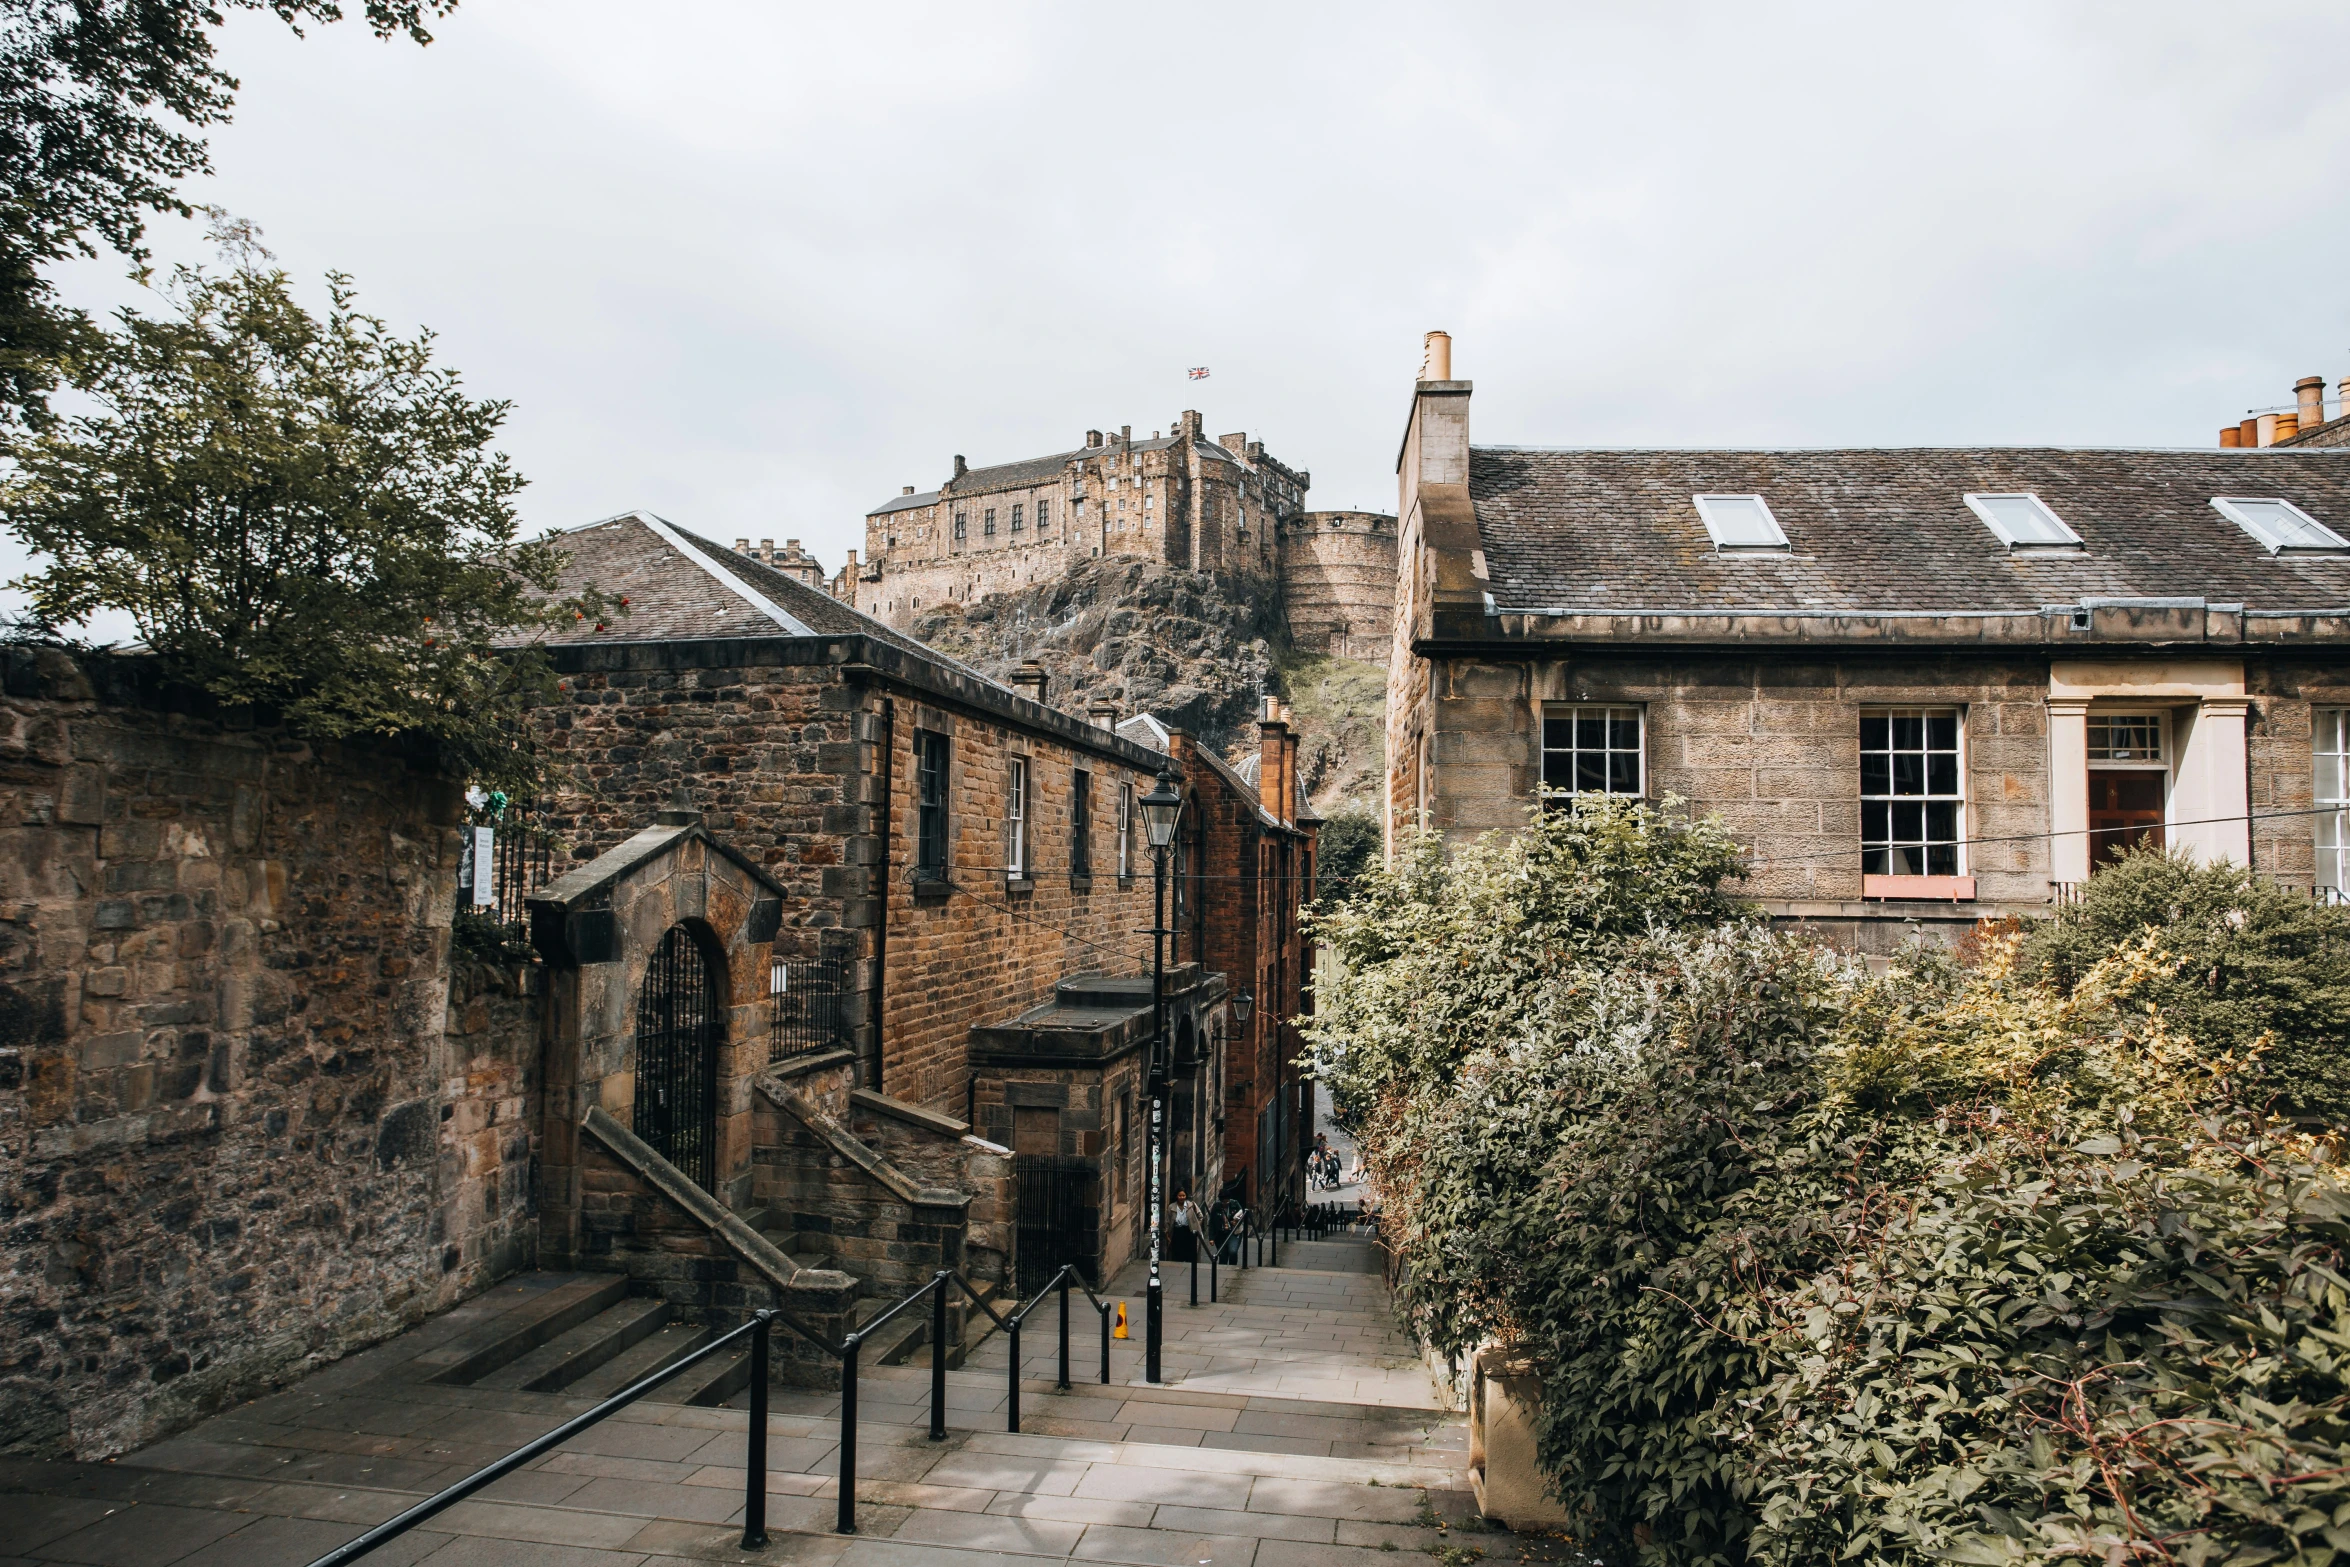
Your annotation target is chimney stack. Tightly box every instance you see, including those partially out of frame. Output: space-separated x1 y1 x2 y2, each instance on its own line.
761 538 777 558
1087 430 1103 448
1423 329 1453 382
1011 661 1050 705
1257 697 1288 824
1120 426 1131 447
902 485 915 496
953 455 968 479
736 537 751 552
1087 698 1119 730
2298 376 2327 433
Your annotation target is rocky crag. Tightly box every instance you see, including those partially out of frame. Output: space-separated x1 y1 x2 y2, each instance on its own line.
907 554 1386 814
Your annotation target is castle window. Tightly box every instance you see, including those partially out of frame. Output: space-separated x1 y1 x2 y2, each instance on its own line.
954 513 966 543
1010 504 1024 532
1037 499 1050 533
984 509 996 537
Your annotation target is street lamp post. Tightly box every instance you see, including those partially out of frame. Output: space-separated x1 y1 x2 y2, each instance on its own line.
1137 764 1183 1385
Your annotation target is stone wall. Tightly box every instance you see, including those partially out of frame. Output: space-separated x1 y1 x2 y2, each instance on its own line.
0 650 469 1459
437 962 544 1300
1278 512 1398 664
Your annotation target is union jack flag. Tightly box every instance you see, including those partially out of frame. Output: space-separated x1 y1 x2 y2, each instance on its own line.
1187 366 1210 379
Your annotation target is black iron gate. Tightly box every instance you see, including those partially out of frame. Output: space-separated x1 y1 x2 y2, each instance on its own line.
634 925 720 1192
1014 1156 1099 1296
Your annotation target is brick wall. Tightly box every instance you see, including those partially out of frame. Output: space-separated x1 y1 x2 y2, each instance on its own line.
0 650 468 1459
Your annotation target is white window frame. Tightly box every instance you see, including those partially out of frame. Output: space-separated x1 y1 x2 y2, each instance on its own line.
1117 781 1133 879
1006 756 1029 879
2317 710 2350 898
2086 711 2168 768
1860 707 1968 879
1692 493 1790 553
2212 496 2350 555
1539 704 1645 799
1964 492 2083 551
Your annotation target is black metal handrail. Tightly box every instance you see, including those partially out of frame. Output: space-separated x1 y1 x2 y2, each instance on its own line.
305 1309 786 1567
307 1259 1123 1562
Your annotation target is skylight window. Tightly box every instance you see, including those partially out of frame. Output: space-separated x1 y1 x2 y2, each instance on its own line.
1964 493 2081 550
1692 494 1788 552
2212 497 2349 555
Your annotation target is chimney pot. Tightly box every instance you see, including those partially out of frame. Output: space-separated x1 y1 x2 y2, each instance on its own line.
2338 378 2350 425
2298 375 2327 432
1423 329 1453 381
2258 413 2281 447
2277 412 2301 441
2221 425 2241 448
2240 417 2259 448
1011 661 1050 704
902 485 915 495
1087 699 1119 729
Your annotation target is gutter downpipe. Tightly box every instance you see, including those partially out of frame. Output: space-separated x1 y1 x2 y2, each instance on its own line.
870 697 895 1092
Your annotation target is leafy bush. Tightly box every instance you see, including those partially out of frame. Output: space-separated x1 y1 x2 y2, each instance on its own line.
1312 820 2350 1567
1312 808 1380 907
2019 850 2350 1126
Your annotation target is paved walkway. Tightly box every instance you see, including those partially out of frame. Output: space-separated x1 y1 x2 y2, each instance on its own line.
0 1255 1506 1567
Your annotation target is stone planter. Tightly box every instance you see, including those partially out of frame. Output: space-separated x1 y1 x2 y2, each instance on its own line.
1468 1346 1570 1530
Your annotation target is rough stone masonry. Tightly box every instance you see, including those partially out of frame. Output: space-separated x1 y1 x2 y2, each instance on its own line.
0 649 511 1460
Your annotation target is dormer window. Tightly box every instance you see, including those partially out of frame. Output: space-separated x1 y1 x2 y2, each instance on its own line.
1964 492 2082 551
2212 497 2349 555
1692 494 1788 552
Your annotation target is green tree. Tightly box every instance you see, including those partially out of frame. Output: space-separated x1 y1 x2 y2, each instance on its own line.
1 251 600 790
1309 807 1379 907
1 0 455 424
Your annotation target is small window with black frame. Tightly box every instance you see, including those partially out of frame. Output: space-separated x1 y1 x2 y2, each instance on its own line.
914 729 951 882
1540 704 1644 800
1861 708 1964 876
1071 769 1093 880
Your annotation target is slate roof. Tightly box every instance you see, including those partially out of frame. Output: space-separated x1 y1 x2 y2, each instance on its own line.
869 489 940 518
1472 447 2350 615
531 511 1002 683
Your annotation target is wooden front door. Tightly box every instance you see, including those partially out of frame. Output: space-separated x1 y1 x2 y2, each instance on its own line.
2088 771 2165 868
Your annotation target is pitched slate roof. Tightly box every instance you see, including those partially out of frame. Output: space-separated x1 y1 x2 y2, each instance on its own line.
1472 447 2350 615
531 511 999 681
869 489 940 518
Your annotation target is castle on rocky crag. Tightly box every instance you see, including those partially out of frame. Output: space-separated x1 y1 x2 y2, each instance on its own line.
829 409 1398 663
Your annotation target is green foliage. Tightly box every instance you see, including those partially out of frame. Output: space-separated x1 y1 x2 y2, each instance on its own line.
1316 818 2350 1567
2019 850 2350 1125
1304 795 1748 1116
0 1 454 424
0 257 604 791
1314 808 1380 905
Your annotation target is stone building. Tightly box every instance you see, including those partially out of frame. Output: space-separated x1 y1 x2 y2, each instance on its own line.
844 412 1312 627
1278 510 1400 661
0 510 1325 1458
1391 334 2350 947
729 536 829 589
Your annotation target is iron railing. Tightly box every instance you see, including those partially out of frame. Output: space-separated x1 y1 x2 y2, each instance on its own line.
771 953 851 1062
303 1262 1120 1565
459 807 555 929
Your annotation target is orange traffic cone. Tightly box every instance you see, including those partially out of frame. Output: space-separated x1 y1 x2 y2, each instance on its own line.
1112 1302 1129 1339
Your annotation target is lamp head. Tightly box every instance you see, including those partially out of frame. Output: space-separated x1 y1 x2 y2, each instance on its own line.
1232 990 1254 1025
1140 764 1182 850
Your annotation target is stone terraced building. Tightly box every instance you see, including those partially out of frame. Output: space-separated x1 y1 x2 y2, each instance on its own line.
1390 333 2350 949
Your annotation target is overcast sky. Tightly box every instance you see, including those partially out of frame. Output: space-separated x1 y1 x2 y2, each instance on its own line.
31 0 2350 610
